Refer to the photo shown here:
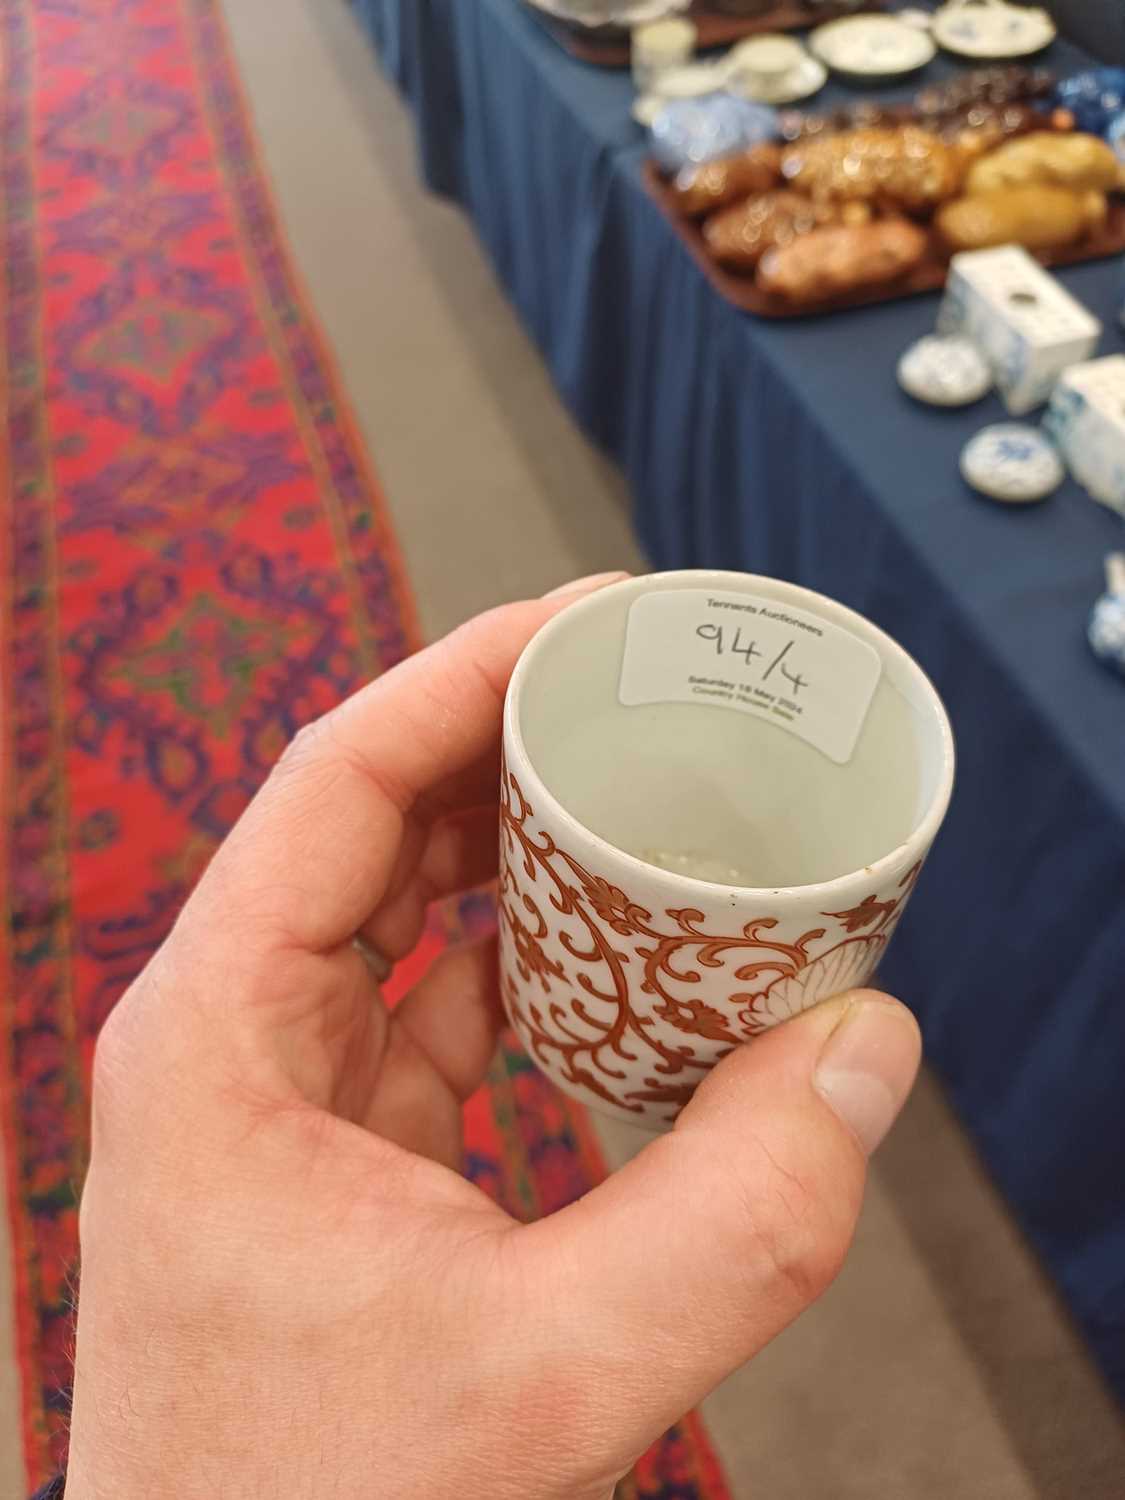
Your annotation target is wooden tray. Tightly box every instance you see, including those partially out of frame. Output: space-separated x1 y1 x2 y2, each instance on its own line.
643 161 1125 318
530 2 890 68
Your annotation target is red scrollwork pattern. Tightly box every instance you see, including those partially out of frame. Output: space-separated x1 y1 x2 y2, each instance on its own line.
499 758 923 1122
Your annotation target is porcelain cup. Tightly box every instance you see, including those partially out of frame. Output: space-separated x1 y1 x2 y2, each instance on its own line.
726 33 806 91
499 571 954 1127
631 17 697 93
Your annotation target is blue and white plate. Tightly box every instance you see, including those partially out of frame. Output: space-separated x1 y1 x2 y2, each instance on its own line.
960 424 1064 503
898 335 993 408
810 16 936 80
932 1 1056 62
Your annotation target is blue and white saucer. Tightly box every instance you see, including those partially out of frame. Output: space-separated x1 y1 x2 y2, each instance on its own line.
932 1 1056 61
898 335 993 408
960 424 1064 503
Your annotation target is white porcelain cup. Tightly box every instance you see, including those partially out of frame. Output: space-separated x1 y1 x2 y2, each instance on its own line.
631 17 697 93
500 571 955 1127
726 33 806 91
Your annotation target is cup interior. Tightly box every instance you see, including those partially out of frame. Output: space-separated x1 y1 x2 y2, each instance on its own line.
509 573 953 891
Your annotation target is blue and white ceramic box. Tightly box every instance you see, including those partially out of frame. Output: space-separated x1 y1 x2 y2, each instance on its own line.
937 247 1102 417
1045 356 1125 518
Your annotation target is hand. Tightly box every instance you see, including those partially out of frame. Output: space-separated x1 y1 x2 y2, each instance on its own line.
66 573 922 1500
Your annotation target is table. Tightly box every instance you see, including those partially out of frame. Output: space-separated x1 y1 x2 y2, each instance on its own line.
355 0 1125 1401
1051 0 1125 65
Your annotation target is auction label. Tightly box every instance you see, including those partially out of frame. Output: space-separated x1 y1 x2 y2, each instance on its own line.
618 590 882 764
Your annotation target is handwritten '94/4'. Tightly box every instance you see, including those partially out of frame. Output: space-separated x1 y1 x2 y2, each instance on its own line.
695 624 810 695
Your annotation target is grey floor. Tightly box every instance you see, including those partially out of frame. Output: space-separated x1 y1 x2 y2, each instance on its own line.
2 2 1123 1495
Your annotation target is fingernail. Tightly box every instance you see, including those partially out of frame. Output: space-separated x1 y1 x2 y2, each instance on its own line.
543 570 631 599
814 999 921 1155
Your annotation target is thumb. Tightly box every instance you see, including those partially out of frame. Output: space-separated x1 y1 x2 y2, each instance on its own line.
521 991 920 1458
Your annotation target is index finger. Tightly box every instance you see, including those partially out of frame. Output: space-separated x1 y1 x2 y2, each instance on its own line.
186 573 628 952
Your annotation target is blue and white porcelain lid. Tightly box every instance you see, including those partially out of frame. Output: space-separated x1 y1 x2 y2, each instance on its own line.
898 335 993 408
961 424 1064 503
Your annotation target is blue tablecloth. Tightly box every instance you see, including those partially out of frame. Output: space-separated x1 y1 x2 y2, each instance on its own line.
356 0 1125 1400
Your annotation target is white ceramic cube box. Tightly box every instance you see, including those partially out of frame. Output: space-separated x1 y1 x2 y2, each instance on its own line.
1044 356 1125 517
937 247 1102 416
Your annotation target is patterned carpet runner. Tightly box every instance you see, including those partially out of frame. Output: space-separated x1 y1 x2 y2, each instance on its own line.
0 1 730 1492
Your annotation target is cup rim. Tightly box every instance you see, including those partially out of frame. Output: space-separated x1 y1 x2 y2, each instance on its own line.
504 570 956 901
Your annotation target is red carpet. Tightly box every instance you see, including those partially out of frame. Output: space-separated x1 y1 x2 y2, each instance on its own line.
0 2 730 1493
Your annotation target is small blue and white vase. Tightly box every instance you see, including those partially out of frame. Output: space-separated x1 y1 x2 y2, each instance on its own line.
1088 553 1125 681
